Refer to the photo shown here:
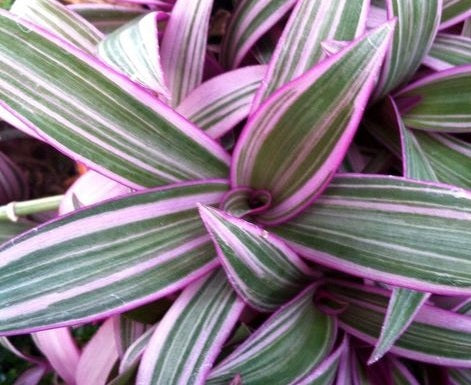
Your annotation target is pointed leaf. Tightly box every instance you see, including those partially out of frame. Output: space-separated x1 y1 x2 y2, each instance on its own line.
98 12 170 99
68 4 147 34
396 65 471 132
369 288 430 364
13 365 46 385
440 0 471 30
120 324 156 373
32 327 81 384
220 0 297 69
112 316 147 357
11 0 103 54
373 0 441 100
323 281 471 367
198 205 315 312
252 0 369 108
76 317 119 385
136 270 244 385
424 33 471 71
273 174 471 295
0 10 229 189
160 0 213 105
177 65 266 139
207 286 336 385
232 22 395 225
0 180 227 335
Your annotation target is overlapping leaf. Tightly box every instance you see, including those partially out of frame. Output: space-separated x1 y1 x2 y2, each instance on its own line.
0 180 227 335
11 0 103 54
373 0 441 100
440 0 471 30
207 286 336 385
199 205 314 312
220 0 297 69
0 10 229 188
232 22 395 225
424 33 471 70
136 270 244 385
396 65 471 133
322 281 471 367
273 175 471 295
252 0 369 108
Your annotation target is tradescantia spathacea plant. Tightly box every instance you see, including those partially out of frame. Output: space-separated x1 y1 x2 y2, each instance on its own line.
1 0 471 383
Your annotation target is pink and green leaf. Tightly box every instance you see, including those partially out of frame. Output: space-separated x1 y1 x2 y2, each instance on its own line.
424 33 471 71
252 0 369 108
198 205 315 312
372 0 442 100
220 0 297 69
396 65 471 133
232 22 395 225
273 174 471 295
176 65 266 139
160 0 213 106
0 10 229 189
322 281 471 367
98 12 170 100
449 368 471 385
0 180 227 335
10 0 103 54
136 270 244 385
207 286 336 385
440 0 471 30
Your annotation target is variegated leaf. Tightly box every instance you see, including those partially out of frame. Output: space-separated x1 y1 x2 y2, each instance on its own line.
0 10 229 189
273 175 471 295
232 22 395 225
424 33 471 71
440 0 471 30
0 180 227 335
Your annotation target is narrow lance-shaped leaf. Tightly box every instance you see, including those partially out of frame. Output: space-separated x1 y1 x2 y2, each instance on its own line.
369 288 431 364
322 281 471 367
252 0 369 109
440 0 471 30
120 325 156 374
232 22 395 225
13 365 46 385
207 286 337 385
177 65 266 139
272 174 471 295
0 180 228 335
372 0 441 100
136 270 244 385
68 4 147 34
220 0 297 69
424 33 471 71
0 10 229 189
160 0 213 106
396 65 471 133
292 335 348 385
112 316 147 357
10 0 103 54
98 12 170 100
198 205 315 312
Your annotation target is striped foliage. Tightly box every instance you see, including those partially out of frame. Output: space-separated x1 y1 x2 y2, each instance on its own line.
373 0 441 100
0 10 229 189
397 66 471 133
98 12 170 100
392 359 421 385
253 0 369 108
207 286 336 385
120 325 156 373
160 0 213 106
198 205 314 312
219 187 263 218
322 281 471 367
68 4 147 34
113 316 147 357
369 288 430 364
440 0 471 29
136 270 244 385
292 336 347 385
463 17 471 37
220 0 297 69
177 65 266 139
10 0 103 54
449 368 471 385
232 23 395 225
0 221 32 244
425 33 471 70
0 181 227 335
273 175 471 295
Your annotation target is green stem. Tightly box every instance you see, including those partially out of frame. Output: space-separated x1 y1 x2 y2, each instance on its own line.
0 195 64 221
